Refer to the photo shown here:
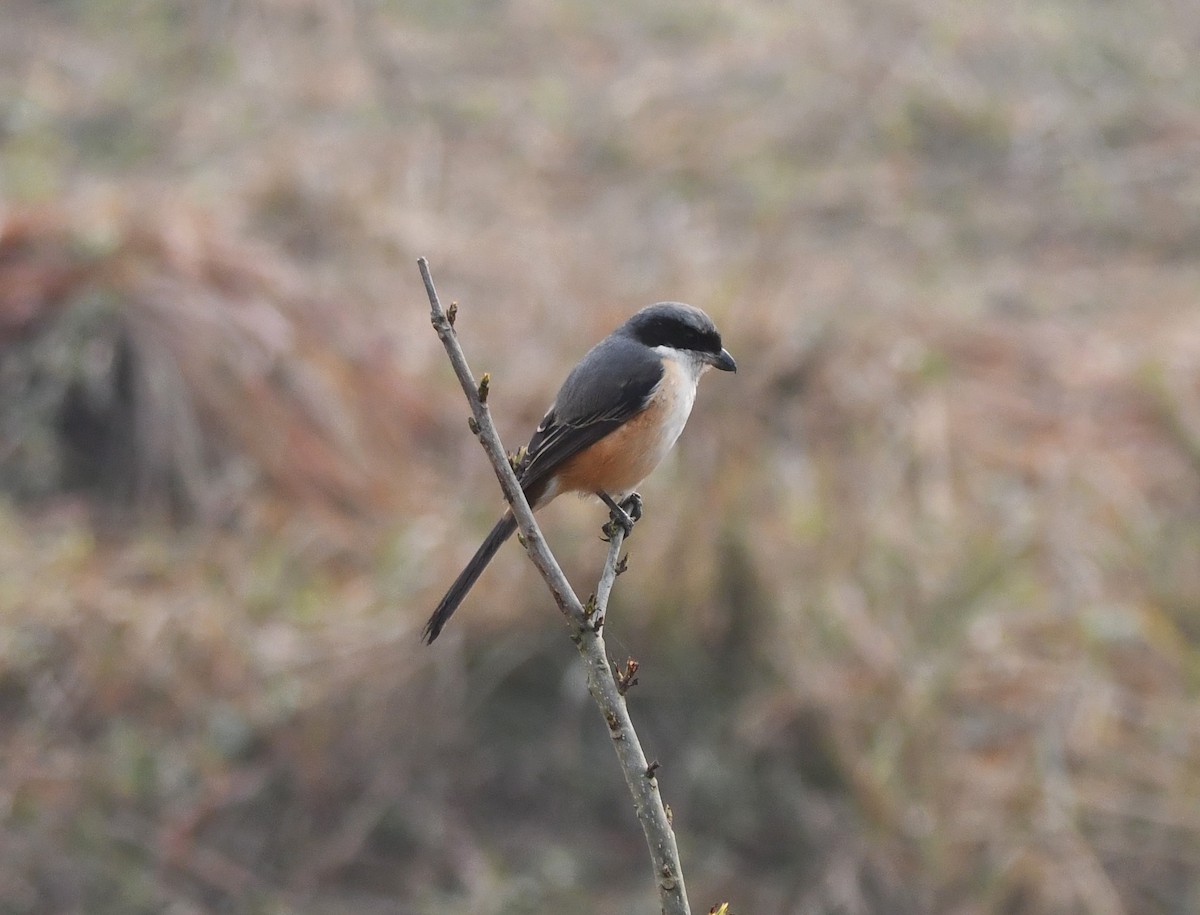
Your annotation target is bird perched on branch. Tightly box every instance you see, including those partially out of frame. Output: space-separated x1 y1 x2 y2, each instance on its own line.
423 302 736 643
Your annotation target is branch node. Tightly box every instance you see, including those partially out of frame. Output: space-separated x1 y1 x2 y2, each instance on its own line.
467 416 480 435
645 760 661 779
582 594 605 633
615 657 640 696
477 371 490 403
615 553 629 575
447 300 458 326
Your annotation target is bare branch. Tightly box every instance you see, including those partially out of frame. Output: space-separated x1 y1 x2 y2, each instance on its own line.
417 258 691 914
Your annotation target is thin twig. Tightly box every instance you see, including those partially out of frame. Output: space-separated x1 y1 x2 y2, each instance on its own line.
418 258 690 915
594 531 624 625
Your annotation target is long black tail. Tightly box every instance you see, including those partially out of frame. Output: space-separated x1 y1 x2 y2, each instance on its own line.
422 511 519 643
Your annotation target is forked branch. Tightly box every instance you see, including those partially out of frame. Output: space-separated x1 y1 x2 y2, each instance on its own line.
418 258 690 915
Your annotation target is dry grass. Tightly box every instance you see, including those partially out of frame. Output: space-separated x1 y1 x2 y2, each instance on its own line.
2 0 1200 912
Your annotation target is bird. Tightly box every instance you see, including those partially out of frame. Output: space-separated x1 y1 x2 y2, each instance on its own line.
422 301 736 643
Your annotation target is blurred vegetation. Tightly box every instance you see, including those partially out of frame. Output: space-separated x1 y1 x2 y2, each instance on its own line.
2 0 1200 912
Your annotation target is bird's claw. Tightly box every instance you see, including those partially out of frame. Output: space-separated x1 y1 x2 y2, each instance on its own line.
620 492 643 523
602 510 634 541
599 491 641 540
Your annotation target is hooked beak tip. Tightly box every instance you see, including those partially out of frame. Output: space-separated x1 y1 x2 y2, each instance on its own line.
713 348 737 373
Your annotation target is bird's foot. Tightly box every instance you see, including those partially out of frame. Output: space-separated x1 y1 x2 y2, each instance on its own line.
620 492 643 523
599 491 641 540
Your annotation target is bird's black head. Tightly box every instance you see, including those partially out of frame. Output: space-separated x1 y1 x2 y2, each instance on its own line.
622 302 736 371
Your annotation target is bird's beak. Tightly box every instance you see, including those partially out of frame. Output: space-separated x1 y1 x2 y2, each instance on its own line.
709 348 737 373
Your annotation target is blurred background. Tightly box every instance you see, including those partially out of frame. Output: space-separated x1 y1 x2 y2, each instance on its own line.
2 0 1200 912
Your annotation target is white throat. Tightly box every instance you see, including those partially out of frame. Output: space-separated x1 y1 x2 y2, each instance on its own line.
652 345 706 454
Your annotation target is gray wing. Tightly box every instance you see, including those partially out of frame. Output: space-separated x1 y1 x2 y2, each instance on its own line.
517 334 663 496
